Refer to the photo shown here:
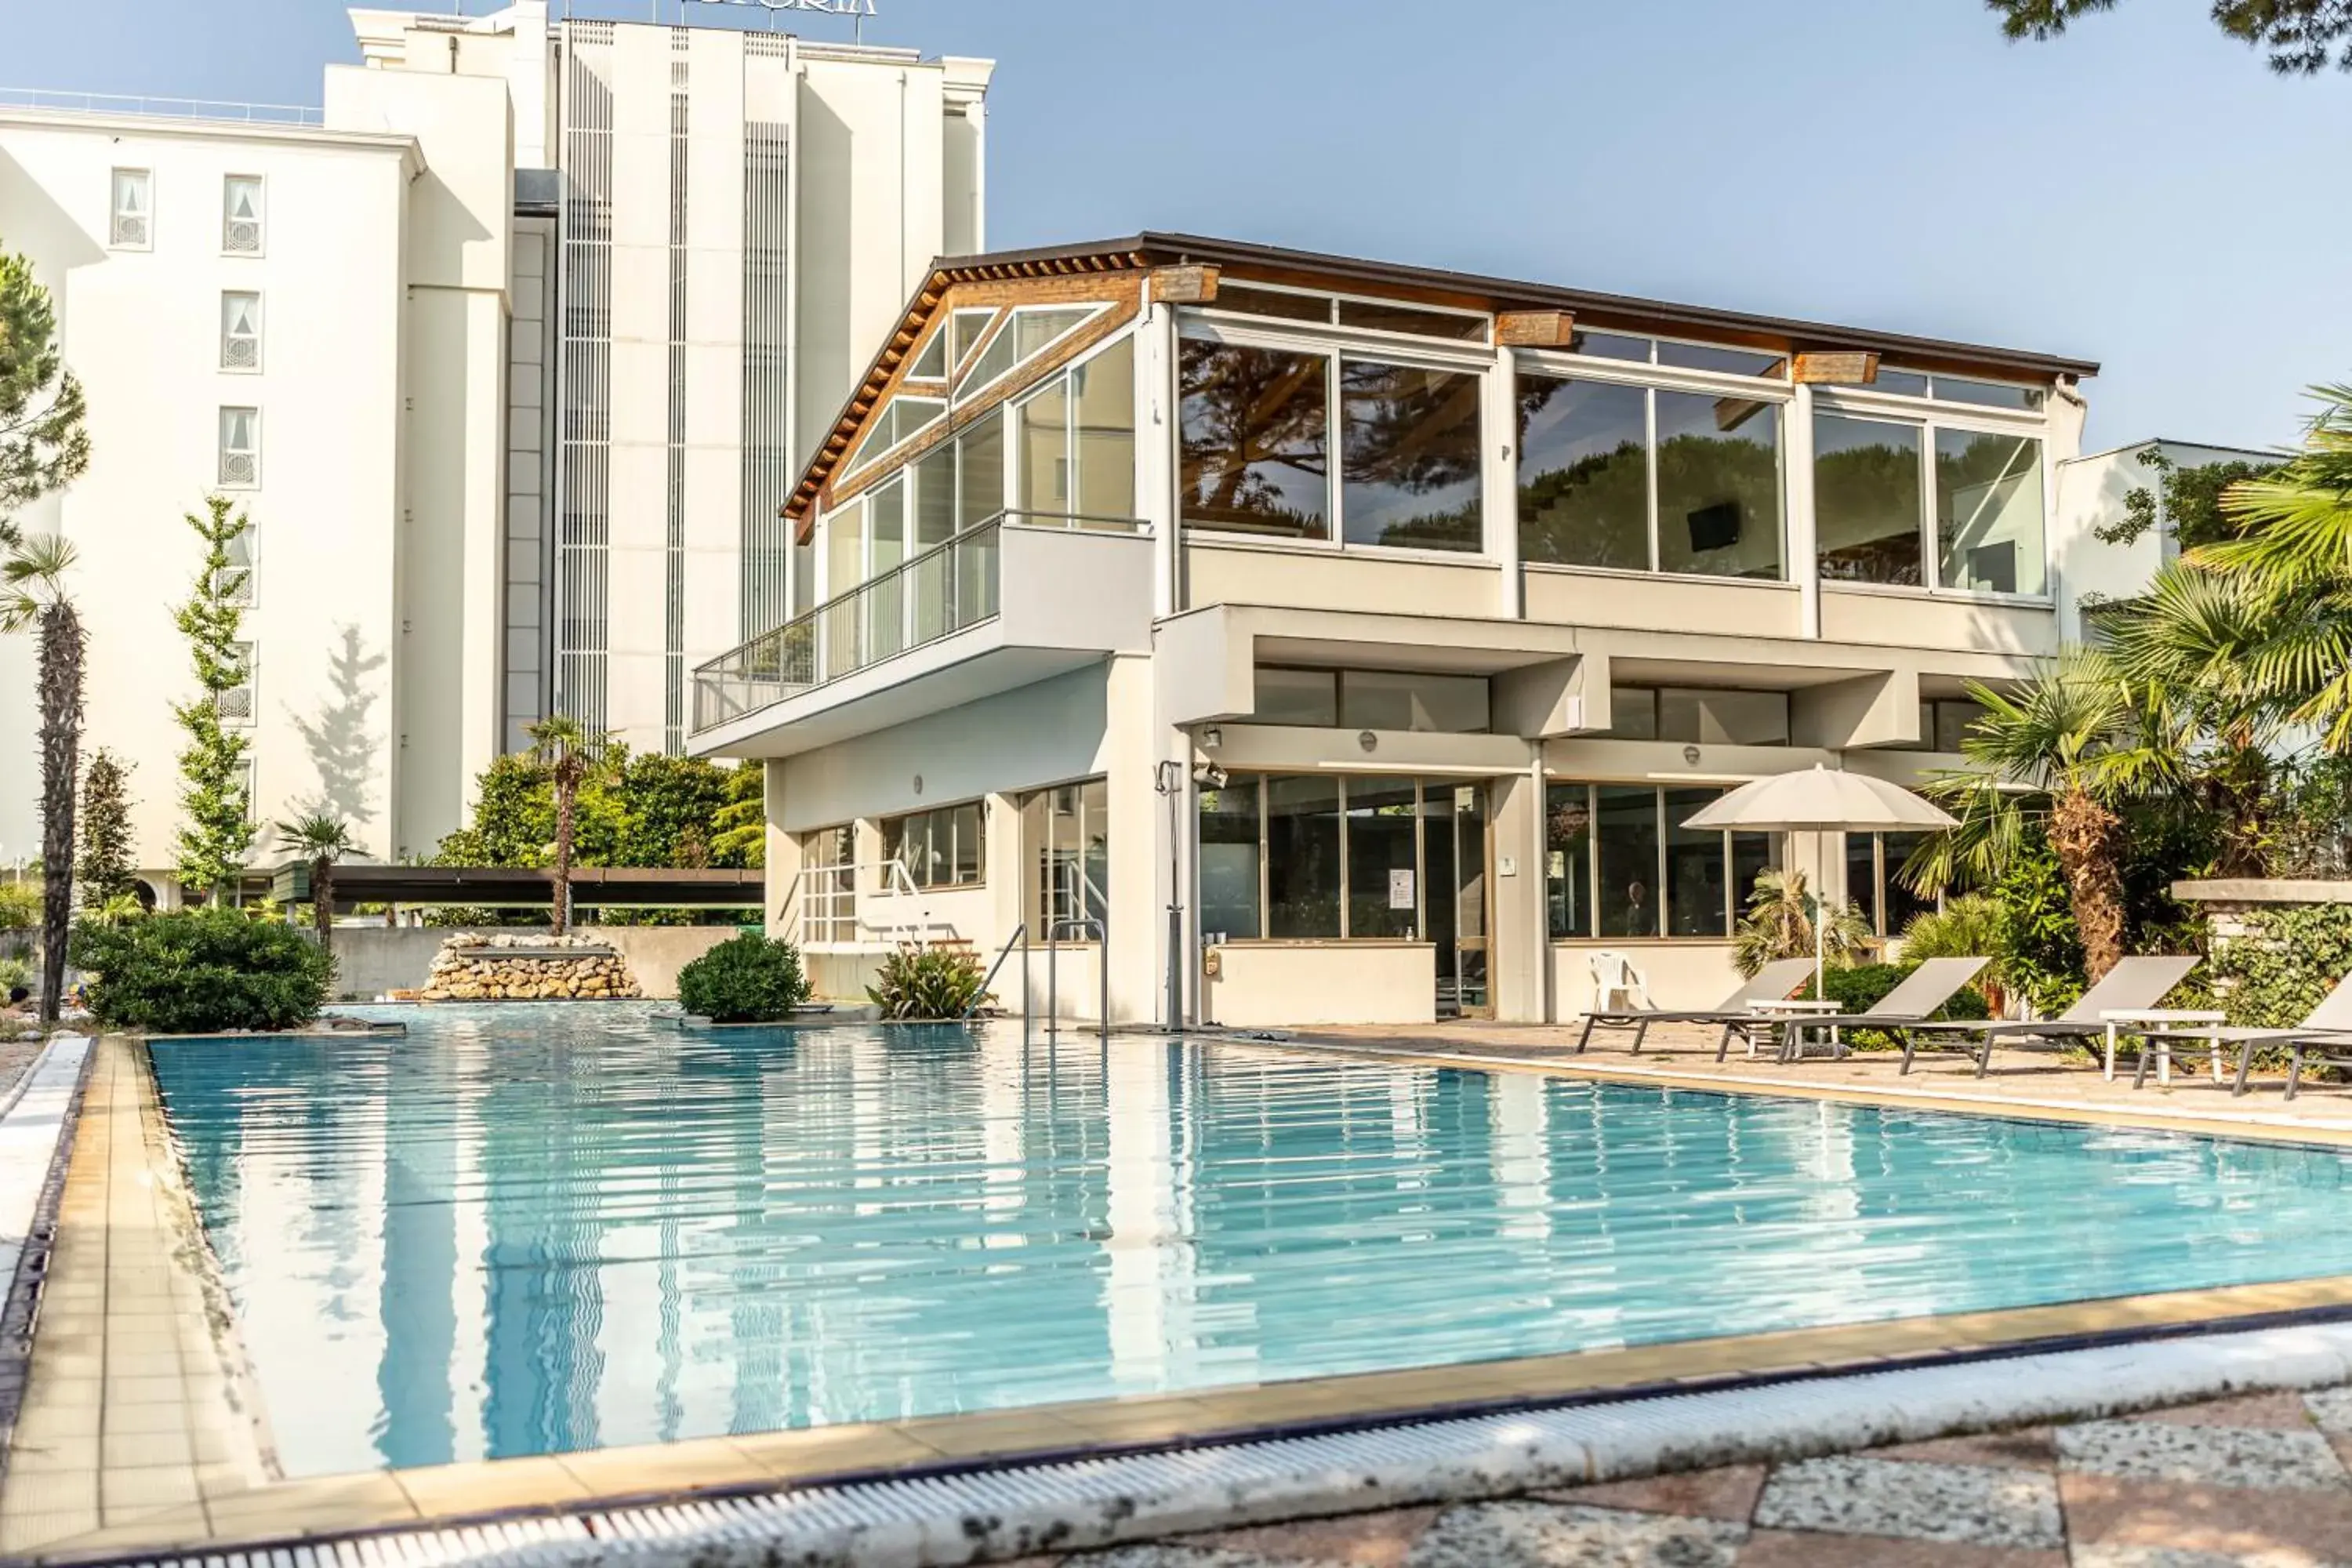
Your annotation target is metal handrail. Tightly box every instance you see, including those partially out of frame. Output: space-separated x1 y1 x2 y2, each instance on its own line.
1047 916 1109 1047
690 510 1145 734
0 88 325 126
966 923 1030 1030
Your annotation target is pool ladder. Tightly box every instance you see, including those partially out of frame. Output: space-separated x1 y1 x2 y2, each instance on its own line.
965 920 1109 1046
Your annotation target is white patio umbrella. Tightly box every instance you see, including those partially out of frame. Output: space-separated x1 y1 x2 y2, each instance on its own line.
1680 764 1958 996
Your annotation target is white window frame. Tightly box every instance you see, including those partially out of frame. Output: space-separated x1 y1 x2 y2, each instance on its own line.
952 302 1114 407
1007 330 1137 524
1512 346 1795 585
221 174 265 256
1811 389 2053 604
1192 276 1494 350
216 517 256 608
108 168 152 251
220 291 263 373
1174 314 1501 564
217 407 261 488
220 642 257 728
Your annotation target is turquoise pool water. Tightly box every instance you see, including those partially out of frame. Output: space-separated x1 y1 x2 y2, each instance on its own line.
150 1004 2352 1475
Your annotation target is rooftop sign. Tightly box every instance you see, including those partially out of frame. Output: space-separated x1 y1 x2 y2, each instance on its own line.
687 0 877 12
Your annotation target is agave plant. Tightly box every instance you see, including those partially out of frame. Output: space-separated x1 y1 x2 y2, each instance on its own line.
1731 869 1871 979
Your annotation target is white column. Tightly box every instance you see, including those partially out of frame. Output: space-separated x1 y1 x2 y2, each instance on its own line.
1788 383 1821 640
1484 350 1522 619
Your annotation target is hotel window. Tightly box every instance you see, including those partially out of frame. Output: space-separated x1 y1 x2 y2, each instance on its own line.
1023 779 1109 936
1606 686 1790 746
799 826 856 943
1902 696 1987 753
1179 339 1485 554
1814 412 2045 595
1820 363 2047 412
219 642 256 725
109 169 151 249
220 292 262 372
1847 831 1938 939
217 407 260 488
1546 782 1777 940
1204 281 1490 343
1517 373 1784 579
1014 336 1136 522
1248 666 1490 734
1196 774 1479 942
216 517 256 606
882 801 985 891
222 175 263 254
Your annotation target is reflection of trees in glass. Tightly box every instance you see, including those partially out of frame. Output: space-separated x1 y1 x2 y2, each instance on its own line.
1519 441 1650 569
1815 440 1925 585
1656 425 1780 578
1179 340 1328 535
1340 362 1482 550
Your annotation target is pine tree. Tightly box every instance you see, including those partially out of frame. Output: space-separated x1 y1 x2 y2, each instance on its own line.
0 249 90 548
172 496 255 901
75 748 136 906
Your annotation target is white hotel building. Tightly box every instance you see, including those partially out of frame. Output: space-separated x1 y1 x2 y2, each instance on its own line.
689 234 2205 1028
0 3 989 884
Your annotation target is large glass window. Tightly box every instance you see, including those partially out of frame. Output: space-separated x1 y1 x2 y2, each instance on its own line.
1519 374 1784 579
882 802 985 891
1935 430 2045 595
1200 775 1478 942
1016 378 1070 515
1265 775 1343 938
1072 336 1137 520
1549 782 1777 939
1609 686 1790 746
1199 773 1265 945
1518 376 1648 570
1026 779 1109 936
1340 361 1483 551
1345 777 1421 938
1654 390 1782 579
826 496 864 597
1181 339 1330 539
1814 412 1924 586
1853 831 1938 938
1247 667 1490 733
958 413 1004 527
1595 786 1661 938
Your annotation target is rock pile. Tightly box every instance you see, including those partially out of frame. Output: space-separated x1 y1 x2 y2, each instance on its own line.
420 932 641 1002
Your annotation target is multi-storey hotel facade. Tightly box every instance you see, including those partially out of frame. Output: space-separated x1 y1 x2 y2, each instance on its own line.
0 4 989 884
695 234 2114 1026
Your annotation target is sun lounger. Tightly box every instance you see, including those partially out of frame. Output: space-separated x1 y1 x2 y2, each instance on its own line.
2220 972 2352 1098
1574 957 1814 1057
1778 957 1991 1063
1892 955 2201 1078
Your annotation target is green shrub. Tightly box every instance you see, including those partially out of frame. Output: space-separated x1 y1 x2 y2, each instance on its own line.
676 931 810 1023
1800 960 1990 1048
70 910 333 1033
2207 902 2352 1029
868 944 993 1021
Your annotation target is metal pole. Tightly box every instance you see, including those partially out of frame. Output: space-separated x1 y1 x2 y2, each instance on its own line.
1156 760 1185 1032
1022 924 1031 1047
1047 920 1058 1040
1100 914 1110 1050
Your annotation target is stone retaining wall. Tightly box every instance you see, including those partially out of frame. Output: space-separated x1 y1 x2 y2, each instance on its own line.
419 934 641 1001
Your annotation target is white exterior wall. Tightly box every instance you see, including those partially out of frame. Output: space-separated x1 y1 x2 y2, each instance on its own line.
2053 438 2280 644
0 111 418 875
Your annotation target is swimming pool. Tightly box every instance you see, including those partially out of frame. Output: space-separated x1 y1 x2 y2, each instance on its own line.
149 1004 2352 1476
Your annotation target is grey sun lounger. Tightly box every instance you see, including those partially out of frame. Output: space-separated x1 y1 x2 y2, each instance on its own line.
1574 957 1814 1058
1892 954 2201 1078
2221 971 2352 1098
1777 957 1991 1063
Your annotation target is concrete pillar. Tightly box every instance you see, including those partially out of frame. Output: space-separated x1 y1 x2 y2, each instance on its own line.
1789 383 1821 640
1102 653 1165 1026
1490 765 1547 1022
761 758 802 940
1484 352 1522 620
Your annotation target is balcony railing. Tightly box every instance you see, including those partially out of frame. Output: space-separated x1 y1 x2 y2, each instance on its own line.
692 510 1145 735
0 88 325 127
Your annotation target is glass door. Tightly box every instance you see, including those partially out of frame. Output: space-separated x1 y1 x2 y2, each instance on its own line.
1423 782 1493 1018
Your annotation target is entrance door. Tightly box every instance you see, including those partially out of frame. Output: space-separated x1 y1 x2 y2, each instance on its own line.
1424 782 1493 1018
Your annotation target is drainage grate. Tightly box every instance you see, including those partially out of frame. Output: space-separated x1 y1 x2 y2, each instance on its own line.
74 1319 2352 1567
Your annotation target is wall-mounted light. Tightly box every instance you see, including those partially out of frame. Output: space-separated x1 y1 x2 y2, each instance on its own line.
1201 725 1223 751
912 774 924 795
1358 731 1378 753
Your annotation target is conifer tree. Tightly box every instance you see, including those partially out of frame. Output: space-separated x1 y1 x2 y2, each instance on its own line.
75 748 136 907
172 496 255 901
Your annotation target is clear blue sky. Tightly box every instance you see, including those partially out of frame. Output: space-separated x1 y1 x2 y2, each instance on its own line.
12 0 2349 452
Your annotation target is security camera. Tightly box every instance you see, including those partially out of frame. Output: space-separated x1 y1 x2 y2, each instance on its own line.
1194 763 1229 790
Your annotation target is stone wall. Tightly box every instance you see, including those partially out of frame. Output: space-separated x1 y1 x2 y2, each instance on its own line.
332 925 745 1000
419 933 641 1001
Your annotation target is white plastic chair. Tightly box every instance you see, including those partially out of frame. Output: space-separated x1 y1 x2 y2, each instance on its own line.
1588 950 1650 1014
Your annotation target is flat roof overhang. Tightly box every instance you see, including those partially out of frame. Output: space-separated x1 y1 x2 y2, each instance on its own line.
268 863 764 909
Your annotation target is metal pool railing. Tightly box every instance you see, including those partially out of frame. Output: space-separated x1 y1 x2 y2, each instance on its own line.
691 510 1142 735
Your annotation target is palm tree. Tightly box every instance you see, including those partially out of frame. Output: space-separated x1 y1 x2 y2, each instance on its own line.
1911 651 2162 984
2194 383 2352 753
525 715 609 936
274 809 356 955
1731 868 1870 978
2 533 83 1023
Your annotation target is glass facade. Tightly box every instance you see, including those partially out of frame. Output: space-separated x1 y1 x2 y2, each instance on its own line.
1936 430 2045 595
882 802 985 891
1339 361 1483 550
1815 412 1925 586
1248 667 1491 734
1547 782 1777 941
1199 775 1488 945
1180 339 1330 539
1025 779 1109 936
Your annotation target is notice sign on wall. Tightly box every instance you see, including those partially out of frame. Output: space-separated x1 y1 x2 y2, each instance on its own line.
1389 869 1415 910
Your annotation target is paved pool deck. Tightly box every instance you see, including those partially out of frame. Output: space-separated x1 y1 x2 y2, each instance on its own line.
9 1029 2352 1563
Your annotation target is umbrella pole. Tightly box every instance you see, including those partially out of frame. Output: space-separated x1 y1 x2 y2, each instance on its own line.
1814 833 1829 1000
